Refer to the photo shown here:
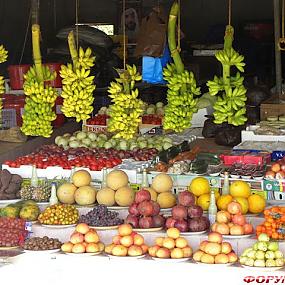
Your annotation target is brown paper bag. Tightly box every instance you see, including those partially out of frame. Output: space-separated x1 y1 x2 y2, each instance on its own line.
134 6 167 58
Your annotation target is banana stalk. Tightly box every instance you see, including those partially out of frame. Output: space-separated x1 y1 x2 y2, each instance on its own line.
207 25 247 126
163 1 200 133
60 31 96 122
0 45 8 129
21 24 58 138
107 65 144 140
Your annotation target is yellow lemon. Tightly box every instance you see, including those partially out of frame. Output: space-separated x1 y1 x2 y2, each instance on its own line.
197 192 220 211
248 194 266 214
229 181 251 198
234 197 249 214
189 177 210 197
217 194 233 211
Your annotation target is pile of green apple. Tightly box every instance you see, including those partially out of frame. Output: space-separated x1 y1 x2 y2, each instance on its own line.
240 233 284 267
55 131 173 151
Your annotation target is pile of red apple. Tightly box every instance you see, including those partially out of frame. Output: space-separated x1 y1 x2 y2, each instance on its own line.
125 189 166 229
61 223 104 254
165 191 210 233
211 202 254 236
266 160 285 180
193 232 238 264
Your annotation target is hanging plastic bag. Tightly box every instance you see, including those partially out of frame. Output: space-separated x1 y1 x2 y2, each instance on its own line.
142 46 170 84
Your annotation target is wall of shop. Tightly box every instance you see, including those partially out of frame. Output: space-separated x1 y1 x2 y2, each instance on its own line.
0 0 274 69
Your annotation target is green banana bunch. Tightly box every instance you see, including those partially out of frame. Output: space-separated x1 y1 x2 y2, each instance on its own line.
107 64 144 140
206 25 247 126
0 45 7 128
60 47 96 122
163 63 200 132
22 65 58 137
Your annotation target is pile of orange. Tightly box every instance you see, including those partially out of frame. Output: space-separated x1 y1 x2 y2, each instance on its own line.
256 207 285 240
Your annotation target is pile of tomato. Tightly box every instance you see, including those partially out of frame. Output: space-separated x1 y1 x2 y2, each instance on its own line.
87 114 109 126
142 115 162 125
256 207 285 240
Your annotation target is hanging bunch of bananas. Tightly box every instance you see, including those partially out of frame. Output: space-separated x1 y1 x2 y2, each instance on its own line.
21 24 58 138
0 45 8 128
163 63 200 132
207 25 247 126
60 31 96 122
107 64 144 139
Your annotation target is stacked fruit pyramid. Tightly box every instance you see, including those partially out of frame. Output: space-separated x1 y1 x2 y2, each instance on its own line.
107 65 144 139
256 207 285 240
163 2 200 132
125 189 166 229
193 232 238 264
207 24 247 126
148 228 193 259
105 224 148 257
240 233 284 267
211 202 253 236
22 24 58 137
61 223 104 254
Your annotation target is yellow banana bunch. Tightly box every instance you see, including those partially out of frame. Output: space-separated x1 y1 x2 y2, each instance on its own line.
60 46 96 122
107 64 143 139
163 64 200 133
21 24 58 138
0 45 7 128
207 25 247 126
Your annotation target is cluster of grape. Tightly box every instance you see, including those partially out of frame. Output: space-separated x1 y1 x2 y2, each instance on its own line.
79 205 123 227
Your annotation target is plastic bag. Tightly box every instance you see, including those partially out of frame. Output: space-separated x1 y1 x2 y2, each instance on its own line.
134 6 167 58
202 118 228 138
246 84 271 106
142 46 170 84
215 129 242 147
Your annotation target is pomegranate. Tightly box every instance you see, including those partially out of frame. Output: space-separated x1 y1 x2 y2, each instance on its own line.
174 219 189 232
178 191 195 206
150 201 160 216
125 214 139 228
139 216 154 229
165 217 177 229
172 205 188 220
138 201 154 217
188 205 203 218
128 202 140 216
152 215 166 228
135 189 151 203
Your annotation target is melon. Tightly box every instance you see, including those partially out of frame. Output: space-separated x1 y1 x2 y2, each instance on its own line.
72 170 92 187
144 187 158 201
74 186 97 205
57 183 77 204
151 173 173 193
106 170 129 190
115 186 135 206
157 192 176 208
97 188 116 206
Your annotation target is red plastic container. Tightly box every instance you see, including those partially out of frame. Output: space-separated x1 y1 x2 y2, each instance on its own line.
8 65 31 90
8 63 62 90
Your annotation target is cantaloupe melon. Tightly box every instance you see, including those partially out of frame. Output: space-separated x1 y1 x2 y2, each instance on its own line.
152 173 173 193
72 170 92 187
115 186 135 206
144 187 158 201
106 170 128 190
74 186 97 205
97 188 116 206
57 183 77 204
157 192 176 208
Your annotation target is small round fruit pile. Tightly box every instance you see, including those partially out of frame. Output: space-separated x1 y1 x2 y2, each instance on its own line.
216 180 266 215
96 170 135 207
240 233 284 267
165 191 210 233
125 189 165 229
105 224 148 257
57 169 97 206
148 173 177 209
61 223 104 254
256 207 285 240
79 205 123 227
23 236 62 251
193 232 238 264
38 204 79 225
211 202 254 236
148 228 193 259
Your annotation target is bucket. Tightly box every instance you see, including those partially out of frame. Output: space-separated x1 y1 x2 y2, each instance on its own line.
8 64 31 90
